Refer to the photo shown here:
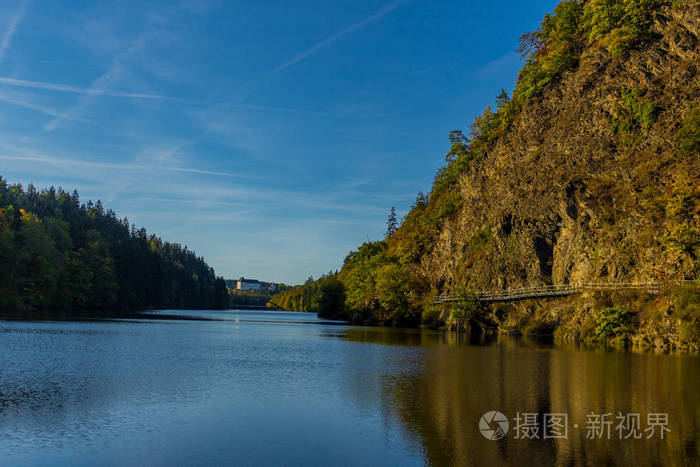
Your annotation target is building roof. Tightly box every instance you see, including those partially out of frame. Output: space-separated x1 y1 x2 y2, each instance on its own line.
238 278 260 283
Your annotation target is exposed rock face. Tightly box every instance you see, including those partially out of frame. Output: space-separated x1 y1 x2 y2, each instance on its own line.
425 3 698 294
276 2 698 350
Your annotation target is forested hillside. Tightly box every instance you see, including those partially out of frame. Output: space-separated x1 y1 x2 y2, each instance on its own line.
271 0 699 349
0 178 229 312
269 274 345 318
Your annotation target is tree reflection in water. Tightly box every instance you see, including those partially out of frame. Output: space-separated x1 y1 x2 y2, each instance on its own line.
341 329 700 466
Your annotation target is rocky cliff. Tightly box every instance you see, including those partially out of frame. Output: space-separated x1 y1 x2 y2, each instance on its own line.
427 1 697 291
273 0 699 350
417 0 699 350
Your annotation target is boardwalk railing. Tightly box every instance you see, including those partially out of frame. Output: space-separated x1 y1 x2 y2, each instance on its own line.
435 280 697 304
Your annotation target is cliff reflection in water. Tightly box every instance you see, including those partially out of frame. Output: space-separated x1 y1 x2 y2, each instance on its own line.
341 329 700 466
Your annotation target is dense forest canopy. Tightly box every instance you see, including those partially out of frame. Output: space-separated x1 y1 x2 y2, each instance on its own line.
270 0 699 342
269 273 345 318
0 177 228 312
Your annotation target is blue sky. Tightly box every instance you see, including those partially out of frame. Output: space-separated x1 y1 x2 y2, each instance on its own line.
0 0 559 284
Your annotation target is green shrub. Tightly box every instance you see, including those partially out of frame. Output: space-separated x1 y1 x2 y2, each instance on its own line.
514 61 553 102
595 306 636 339
450 287 484 324
539 1 583 74
581 0 658 57
430 132 471 223
432 189 464 221
469 106 502 152
340 241 389 311
375 262 413 324
611 88 658 136
514 1 582 102
514 1 660 101
581 0 625 45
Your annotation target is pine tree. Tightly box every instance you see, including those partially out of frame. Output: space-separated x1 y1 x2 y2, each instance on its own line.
386 207 398 237
496 88 509 108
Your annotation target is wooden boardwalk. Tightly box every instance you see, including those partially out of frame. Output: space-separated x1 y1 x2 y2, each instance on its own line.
435 281 696 304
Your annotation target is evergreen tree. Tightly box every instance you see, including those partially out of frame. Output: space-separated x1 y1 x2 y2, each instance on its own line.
386 207 398 237
496 88 509 107
0 176 229 313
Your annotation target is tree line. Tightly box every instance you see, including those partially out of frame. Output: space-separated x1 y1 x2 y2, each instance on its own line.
0 177 229 313
268 273 345 319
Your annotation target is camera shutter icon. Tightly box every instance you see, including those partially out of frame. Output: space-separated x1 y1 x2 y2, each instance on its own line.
479 411 509 440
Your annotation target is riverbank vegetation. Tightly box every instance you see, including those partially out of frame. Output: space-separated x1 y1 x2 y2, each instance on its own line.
0 178 229 313
229 290 271 308
268 273 346 318
271 0 699 351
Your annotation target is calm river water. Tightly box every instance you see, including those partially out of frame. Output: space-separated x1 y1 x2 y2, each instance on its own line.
0 310 698 466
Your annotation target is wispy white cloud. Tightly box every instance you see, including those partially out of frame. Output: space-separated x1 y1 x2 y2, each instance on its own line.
0 76 171 100
3 155 386 222
3 146 399 213
0 154 248 178
1 54 100 69
122 210 259 224
218 102 327 115
45 38 153 131
337 177 375 190
117 196 253 209
0 91 95 124
0 75 327 117
0 0 30 63
133 139 196 164
272 0 405 73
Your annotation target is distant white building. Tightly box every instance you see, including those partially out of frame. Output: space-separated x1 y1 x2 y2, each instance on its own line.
237 277 261 291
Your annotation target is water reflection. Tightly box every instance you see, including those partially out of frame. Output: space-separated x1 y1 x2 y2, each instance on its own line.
0 314 698 466
341 330 700 466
